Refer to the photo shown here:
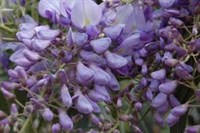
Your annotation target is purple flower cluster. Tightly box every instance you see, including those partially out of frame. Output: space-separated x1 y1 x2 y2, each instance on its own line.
0 0 200 132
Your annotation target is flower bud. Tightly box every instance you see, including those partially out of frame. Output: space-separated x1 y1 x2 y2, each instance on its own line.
159 80 177 94
151 93 167 108
166 113 179 127
31 39 51 52
61 84 72 107
15 66 27 81
75 94 93 114
42 108 54 122
169 17 183 27
58 109 73 130
146 89 153 101
88 90 107 102
56 69 68 85
80 50 106 66
169 94 181 107
90 37 111 54
23 48 41 62
90 114 102 126
104 51 128 69
86 96 101 113
0 87 15 99
37 29 60 40
52 123 61 133
103 24 124 40
134 102 143 111
185 125 200 133
164 58 178 67
73 32 88 47
150 69 166 80
154 112 164 127
16 30 35 41
94 85 110 102
1 82 20 91
156 101 169 114
159 0 176 8
171 104 188 117
76 62 94 84
90 65 111 85
106 69 120 91
149 79 160 92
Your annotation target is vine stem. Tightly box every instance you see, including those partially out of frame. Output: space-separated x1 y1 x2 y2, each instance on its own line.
0 25 16 33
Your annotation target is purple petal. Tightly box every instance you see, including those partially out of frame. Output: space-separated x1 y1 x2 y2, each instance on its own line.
73 32 88 47
171 104 189 117
90 65 111 85
16 30 35 41
103 24 125 40
42 108 54 122
58 109 73 130
76 62 94 84
37 29 60 40
38 0 60 21
79 50 106 66
32 39 51 52
71 0 102 29
151 93 167 107
10 49 33 67
61 84 72 107
23 48 41 62
159 0 176 8
166 113 179 127
94 85 110 101
75 94 93 114
106 69 120 91
185 125 200 133
86 96 101 113
159 80 178 94
151 69 166 80
52 123 61 133
104 51 128 69
149 79 160 92
90 37 111 54
169 94 181 107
